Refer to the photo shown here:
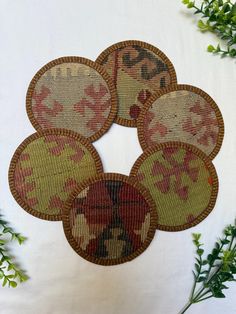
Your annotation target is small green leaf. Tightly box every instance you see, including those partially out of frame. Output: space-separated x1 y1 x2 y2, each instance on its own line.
187 2 195 9
221 239 230 245
193 233 201 241
197 276 206 282
212 248 219 257
229 48 236 57
222 3 231 13
195 263 200 272
17 236 27 245
213 291 226 298
9 281 17 288
207 45 215 52
7 264 14 271
197 249 204 256
2 277 7 287
231 15 236 23
198 19 209 31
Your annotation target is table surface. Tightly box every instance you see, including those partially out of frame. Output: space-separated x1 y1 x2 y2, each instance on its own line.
0 1 236 313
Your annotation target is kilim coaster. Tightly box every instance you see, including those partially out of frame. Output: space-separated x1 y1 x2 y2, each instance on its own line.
130 142 218 231
62 173 157 265
8 129 103 221
96 40 177 127
137 84 224 159
26 57 117 142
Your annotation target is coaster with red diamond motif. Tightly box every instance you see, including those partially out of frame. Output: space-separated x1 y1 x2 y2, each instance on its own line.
137 84 224 159
130 142 218 231
8 129 103 221
62 173 157 265
26 57 117 142
96 40 177 127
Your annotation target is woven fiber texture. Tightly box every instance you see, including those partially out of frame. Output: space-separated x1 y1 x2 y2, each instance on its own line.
26 57 117 142
62 173 157 265
130 142 218 231
96 40 177 127
9 129 103 221
137 84 224 159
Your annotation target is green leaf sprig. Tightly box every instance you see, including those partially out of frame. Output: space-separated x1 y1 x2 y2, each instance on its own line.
180 220 236 313
0 215 28 288
182 0 236 57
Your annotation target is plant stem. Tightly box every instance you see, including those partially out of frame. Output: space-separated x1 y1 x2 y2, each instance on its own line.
195 295 213 302
194 289 211 301
179 301 193 314
191 285 205 301
190 255 202 299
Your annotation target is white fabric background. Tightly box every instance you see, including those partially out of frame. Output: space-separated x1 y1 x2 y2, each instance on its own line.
0 1 236 313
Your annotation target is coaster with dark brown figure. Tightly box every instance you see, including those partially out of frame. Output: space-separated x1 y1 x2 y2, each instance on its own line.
137 84 224 159
96 40 177 127
130 142 218 231
62 173 157 265
26 57 117 142
8 129 103 221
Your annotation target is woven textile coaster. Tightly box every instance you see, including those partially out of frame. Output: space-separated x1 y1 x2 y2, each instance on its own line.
96 40 177 127
137 84 224 159
26 57 117 142
130 142 218 231
8 129 103 221
62 173 157 265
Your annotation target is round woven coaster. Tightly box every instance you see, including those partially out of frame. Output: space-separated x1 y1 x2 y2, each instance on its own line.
130 142 218 231
62 173 157 265
137 84 224 159
8 129 103 221
26 57 117 142
96 40 177 127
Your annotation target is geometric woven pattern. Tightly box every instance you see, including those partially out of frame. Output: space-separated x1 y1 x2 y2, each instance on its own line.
8 40 225 265
137 84 224 159
96 40 177 127
130 142 218 231
26 57 117 142
62 173 157 265
9 129 103 221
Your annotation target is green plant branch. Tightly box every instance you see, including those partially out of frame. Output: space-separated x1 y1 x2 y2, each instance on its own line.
179 220 236 313
0 214 28 288
182 0 236 58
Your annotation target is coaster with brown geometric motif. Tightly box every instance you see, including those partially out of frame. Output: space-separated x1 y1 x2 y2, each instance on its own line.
26 57 117 142
130 142 218 231
62 173 157 265
96 40 177 127
137 84 224 159
8 129 103 221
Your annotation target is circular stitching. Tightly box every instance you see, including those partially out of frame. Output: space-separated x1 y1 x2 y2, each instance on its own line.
26 56 118 142
96 40 177 127
8 128 103 221
137 84 224 160
62 172 158 265
130 141 219 231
